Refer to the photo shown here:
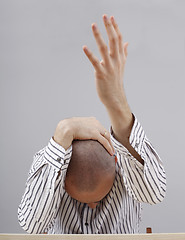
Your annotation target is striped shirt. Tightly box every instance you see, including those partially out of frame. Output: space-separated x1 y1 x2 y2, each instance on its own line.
18 115 166 234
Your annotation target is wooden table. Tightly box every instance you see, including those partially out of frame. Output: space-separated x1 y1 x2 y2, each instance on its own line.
0 233 185 240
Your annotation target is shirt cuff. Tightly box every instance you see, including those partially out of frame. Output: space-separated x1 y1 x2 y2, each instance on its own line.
110 114 146 158
129 114 146 156
44 137 72 170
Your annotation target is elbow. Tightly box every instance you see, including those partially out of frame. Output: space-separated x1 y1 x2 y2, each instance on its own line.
18 207 43 234
149 196 165 205
18 218 43 234
149 187 167 205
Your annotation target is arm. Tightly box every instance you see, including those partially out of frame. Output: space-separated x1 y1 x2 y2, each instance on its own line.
111 115 166 204
18 135 72 234
83 15 143 165
83 14 166 203
18 117 114 233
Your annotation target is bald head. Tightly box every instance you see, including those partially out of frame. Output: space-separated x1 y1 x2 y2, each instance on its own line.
65 140 116 203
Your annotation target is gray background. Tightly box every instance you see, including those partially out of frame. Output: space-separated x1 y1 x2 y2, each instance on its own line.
0 0 184 234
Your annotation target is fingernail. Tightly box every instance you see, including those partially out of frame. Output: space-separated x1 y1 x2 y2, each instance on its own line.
83 46 88 52
111 149 116 156
111 16 114 21
92 23 97 29
103 15 108 21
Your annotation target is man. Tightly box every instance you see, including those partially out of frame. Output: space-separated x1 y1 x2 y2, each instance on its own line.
18 14 166 234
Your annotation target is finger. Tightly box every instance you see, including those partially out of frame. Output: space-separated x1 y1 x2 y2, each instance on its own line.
82 45 103 72
100 129 115 153
124 42 129 58
100 128 115 152
110 16 124 56
91 23 111 67
103 14 119 59
101 129 111 139
96 134 114 156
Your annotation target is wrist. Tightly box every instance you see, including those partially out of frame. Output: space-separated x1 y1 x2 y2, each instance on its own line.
106 105 133 139
54 119 74 150
106 100 132 123
103 91 128 110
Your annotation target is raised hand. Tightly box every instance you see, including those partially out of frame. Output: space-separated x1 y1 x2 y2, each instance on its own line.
83 14 129 110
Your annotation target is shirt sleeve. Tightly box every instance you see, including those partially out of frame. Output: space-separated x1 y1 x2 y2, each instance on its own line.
17 137 72 234
110 114 167 205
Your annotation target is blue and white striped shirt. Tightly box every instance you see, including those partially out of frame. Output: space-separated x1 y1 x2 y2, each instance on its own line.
18 115 166 234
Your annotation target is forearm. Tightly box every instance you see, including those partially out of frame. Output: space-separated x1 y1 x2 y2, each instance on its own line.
111 129 166 204
106 102 144 165
18 164 59 233
18 138 72 233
